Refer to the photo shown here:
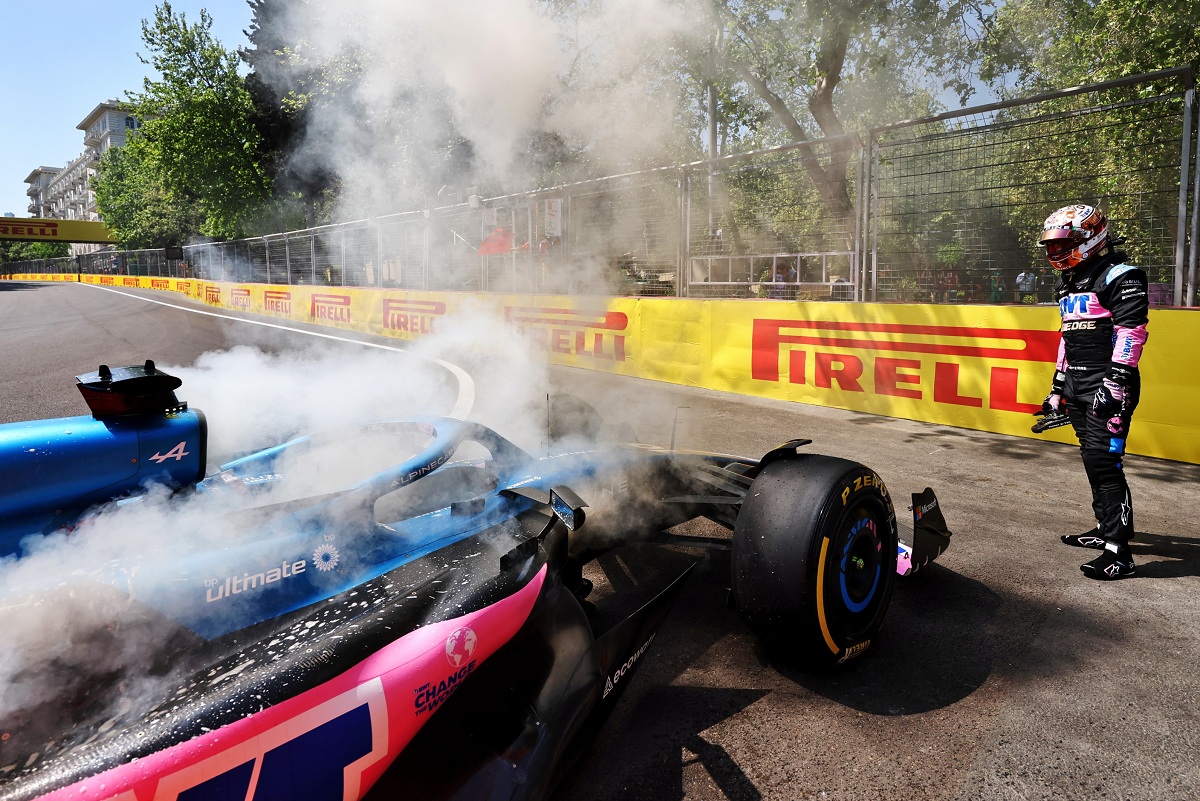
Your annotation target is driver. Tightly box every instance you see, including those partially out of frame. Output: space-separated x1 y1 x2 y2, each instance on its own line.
1037 204 1148 580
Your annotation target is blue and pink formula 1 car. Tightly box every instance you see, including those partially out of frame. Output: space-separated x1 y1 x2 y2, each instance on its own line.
0 361 952 801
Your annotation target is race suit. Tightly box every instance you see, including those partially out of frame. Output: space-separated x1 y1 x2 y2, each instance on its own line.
1054 252 1149 545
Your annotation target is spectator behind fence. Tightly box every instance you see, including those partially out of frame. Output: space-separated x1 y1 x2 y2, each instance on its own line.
989 273 1007 304
1037 267 1055 303
1015 268 1037 301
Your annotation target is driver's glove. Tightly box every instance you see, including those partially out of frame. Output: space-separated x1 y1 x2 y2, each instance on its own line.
1041 370 1066 415
1092 363 1134 435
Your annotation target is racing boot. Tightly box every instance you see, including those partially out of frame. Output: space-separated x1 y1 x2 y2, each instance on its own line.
1080 542 1136 580
1061 527 1107 550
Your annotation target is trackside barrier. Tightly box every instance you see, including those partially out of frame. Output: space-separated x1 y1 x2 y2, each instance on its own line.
11 274 1199 465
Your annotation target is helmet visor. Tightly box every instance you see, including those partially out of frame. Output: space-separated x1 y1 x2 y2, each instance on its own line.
1038 227 1082 247
1043 240 1074 260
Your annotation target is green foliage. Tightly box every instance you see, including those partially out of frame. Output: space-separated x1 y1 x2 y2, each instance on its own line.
92 137 205 249
982 0 1200 90
123 2 272 239
0 239 70 264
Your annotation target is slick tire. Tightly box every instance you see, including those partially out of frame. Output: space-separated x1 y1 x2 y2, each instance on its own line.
732 454 897 667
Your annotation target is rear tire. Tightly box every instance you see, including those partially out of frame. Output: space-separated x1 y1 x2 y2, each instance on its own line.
732 455 897 666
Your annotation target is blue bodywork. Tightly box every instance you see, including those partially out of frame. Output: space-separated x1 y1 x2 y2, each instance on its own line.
0 362 953 801
0 406 663 640
0 410 206 556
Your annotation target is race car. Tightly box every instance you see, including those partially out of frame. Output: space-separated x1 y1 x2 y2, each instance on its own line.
0 361 952 801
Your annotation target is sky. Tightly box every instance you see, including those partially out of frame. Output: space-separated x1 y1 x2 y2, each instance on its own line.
0 0 255 217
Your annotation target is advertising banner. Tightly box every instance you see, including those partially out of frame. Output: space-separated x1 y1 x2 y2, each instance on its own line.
11 274 1197 464
0 218 116 244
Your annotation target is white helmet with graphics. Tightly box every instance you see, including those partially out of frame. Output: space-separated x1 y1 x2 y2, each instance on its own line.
1038 204 1110 270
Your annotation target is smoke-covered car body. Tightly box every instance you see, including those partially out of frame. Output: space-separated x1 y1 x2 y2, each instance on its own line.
0 364 952 801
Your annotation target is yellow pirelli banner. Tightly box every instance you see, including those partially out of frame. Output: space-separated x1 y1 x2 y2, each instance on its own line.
13 274 1198 464
0 218 116 244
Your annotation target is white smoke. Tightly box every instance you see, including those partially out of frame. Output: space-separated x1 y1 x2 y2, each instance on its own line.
0 314 555 741
263 0 705 214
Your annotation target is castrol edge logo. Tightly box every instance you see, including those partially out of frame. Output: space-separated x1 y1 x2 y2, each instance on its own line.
505 306 628 361
751 319 1059 412
311 293 351 322
382 298 446 335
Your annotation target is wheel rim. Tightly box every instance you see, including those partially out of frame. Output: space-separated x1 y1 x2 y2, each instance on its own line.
838 516 882 612
819 498 893 649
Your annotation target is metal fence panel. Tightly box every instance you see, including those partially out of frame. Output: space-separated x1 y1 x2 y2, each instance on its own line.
6 69 1194 307
686 136 860 299
868 68 1195 306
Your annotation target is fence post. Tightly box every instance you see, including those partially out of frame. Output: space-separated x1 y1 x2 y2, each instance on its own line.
422 210 430 291
869 139 880 302
1174 87 1194 306
1190 87 1200 307
678 167 688 297
376 222 384 288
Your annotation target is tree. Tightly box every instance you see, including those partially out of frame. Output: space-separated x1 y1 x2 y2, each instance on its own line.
710 0 994 223
92 135 205 249
242 0 339 228
976 0 1200 284
124 2 272 239
0 239 70 265
981 0 1200 92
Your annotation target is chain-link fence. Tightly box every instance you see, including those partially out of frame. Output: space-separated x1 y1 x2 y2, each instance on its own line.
6 68 1197 306
686 135 861 300
868 67 1196 306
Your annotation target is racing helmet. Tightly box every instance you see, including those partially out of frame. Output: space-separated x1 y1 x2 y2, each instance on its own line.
1038 204 1109 270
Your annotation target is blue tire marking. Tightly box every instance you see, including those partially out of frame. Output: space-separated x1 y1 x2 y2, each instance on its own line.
839 519 880 613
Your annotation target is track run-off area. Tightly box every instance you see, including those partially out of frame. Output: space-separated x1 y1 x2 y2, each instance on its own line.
2 280 1199 800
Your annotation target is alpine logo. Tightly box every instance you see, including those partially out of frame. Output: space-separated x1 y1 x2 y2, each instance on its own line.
149 441 190 462
602 632 656 698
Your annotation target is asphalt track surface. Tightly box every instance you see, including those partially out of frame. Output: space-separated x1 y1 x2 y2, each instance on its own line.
3 281 1199 801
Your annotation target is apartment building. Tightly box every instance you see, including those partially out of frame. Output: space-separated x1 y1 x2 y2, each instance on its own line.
23 100 138 254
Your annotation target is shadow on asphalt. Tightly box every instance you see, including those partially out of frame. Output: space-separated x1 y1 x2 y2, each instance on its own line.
587 685 770 801
1131 530 1200 578
774 566 1000 715
0 282 43 291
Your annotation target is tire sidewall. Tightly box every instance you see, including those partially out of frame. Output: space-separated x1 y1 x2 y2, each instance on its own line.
732 455 898 665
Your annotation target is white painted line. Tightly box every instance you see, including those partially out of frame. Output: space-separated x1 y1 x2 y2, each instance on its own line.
82 283 475 420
